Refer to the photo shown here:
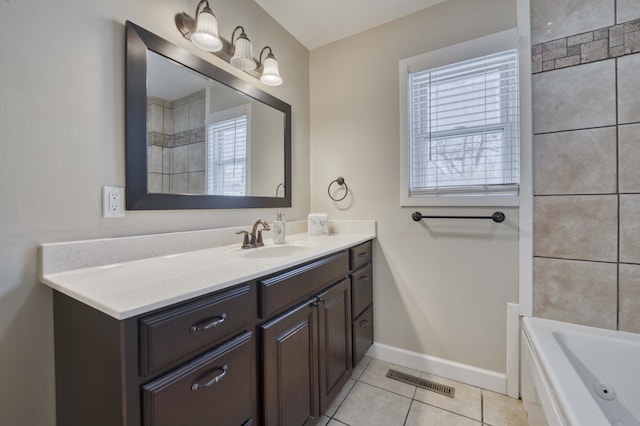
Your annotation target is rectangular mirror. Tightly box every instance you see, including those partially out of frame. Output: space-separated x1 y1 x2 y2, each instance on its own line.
126 21 291 209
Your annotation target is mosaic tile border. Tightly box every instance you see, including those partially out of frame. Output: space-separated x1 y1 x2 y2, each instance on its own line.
532 18 640 73
148 127 205 147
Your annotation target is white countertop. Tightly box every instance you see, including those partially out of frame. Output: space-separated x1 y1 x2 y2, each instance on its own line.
40 221 375 319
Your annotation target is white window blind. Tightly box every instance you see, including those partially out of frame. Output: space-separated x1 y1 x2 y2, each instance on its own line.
408 49 519 197
207 114 247 196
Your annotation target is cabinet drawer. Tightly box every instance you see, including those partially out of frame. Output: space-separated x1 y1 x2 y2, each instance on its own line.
352 305 373 367
350 241 372 270
140 285 251 376
258 251 349 318
142 332 253 426
351 263 373 319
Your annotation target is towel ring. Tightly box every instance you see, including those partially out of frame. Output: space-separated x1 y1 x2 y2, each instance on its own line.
328 177 349 201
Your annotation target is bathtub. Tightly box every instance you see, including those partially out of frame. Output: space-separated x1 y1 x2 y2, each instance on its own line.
521 317 640 426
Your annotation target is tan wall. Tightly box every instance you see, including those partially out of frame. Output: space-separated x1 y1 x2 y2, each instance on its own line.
0 0 309 424
530 0 640 331
310 0 519 373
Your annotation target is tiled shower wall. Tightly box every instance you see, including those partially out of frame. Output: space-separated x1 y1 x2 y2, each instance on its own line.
531 0 640 332
147 90 206 194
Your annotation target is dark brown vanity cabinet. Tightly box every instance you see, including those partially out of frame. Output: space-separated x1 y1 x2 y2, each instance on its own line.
142 332 254 426
350 241 374 366
138 285 255 426
262 299 319 425
139 285 252 376
318 278 353 412
52 240 373 426
261 278 353 425
259 252 353 425
53 284 256 426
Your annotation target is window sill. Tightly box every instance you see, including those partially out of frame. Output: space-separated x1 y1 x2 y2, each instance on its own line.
400 195 519 207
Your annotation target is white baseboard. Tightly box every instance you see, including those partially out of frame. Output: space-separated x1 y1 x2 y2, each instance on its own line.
366 343 507 394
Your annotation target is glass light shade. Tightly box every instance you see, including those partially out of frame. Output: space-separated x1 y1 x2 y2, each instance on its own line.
230 35 255 71
191 8 222 52
260 55 282 86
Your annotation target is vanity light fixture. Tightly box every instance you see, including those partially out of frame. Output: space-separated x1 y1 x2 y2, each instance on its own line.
189 0 222 52
175 2 283 86
230 26 255 71
258 47 282 86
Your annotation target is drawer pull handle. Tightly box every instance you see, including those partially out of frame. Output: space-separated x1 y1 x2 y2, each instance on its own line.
190 313 227 333
191 365 228 390
360 319 370 328
312 297 328 307
358 252 369 258
358 275 370 282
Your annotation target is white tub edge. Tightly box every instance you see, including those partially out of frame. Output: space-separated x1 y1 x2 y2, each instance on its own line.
521 317 618 426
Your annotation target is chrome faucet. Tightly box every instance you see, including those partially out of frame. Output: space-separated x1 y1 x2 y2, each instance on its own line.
236 219 271 249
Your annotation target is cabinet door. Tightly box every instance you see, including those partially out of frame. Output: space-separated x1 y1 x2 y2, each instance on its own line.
141 332 253 426
318 278 352 413
262 300 319 426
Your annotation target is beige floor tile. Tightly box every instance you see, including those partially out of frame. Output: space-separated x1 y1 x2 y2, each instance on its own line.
351 356 372 380
334 381 411 426
358 358 419 398
312 415 331 425
324 379 356 417
405 400 481 426
327 420 349 426
413 373 482 421
482 390 527 426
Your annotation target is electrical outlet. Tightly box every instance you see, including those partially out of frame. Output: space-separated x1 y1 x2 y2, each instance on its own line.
103 186 125 218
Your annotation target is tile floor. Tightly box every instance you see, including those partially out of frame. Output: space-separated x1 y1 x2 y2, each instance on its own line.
314 357 528 426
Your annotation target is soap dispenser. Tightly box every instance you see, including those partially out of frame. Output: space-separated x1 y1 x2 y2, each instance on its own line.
273 212 286 244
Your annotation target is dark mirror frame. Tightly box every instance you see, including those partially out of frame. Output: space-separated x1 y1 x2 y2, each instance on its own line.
125 21 292 209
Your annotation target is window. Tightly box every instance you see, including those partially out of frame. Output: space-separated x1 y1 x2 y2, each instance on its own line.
400 29 520 206
206 105 250 196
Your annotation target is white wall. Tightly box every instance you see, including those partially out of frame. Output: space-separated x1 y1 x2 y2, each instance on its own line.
0 0 309 424
310 0 518 374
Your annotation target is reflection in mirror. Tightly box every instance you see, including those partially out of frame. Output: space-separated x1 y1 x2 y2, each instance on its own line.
146 51 285 197
125 21 291 210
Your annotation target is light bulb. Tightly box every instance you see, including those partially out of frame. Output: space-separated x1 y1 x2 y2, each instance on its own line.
260 53 282 86
191 6 222 52
230 33 255 71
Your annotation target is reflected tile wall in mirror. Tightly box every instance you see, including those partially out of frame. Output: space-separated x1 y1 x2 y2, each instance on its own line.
147 91 206 194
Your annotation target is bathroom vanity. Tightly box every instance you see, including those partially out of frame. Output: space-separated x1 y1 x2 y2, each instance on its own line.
40 223 375 426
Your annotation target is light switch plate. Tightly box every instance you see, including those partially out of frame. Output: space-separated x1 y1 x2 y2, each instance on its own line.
103 186 125 217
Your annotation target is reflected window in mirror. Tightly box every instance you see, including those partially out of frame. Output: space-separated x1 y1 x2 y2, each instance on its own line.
206 104 250 196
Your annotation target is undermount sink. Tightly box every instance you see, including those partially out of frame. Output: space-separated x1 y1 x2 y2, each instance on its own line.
228 244 312 259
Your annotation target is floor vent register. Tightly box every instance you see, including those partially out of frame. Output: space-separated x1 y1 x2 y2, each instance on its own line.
385 369 456 398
